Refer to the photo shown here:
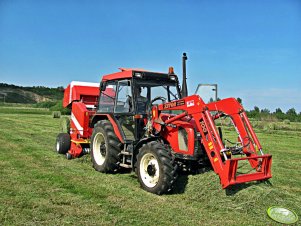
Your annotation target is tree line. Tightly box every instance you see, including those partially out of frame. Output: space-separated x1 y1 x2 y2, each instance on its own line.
236 98 301 122
1 83 300 121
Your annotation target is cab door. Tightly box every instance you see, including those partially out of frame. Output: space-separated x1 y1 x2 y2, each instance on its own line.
114 80 135 140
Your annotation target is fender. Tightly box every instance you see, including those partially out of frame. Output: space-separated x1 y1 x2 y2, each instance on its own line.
91 113 124 143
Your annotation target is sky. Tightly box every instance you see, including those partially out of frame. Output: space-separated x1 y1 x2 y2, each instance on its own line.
0 0 300 112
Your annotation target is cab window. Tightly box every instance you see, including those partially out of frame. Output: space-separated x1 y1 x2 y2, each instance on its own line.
115 80 132 113
98 81 117 112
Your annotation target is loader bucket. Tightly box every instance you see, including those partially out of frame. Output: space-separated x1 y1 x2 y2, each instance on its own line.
221 154 272 188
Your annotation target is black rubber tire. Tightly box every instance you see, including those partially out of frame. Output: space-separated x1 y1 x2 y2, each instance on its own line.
56 133 71 154
66 152 72 160
136 141 178 195
90 120 121 173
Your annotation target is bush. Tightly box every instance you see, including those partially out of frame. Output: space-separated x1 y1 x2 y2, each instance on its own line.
34 100 70 115
259 115 278 122
252 121 264 130
35 101 57 108
50 101 71 115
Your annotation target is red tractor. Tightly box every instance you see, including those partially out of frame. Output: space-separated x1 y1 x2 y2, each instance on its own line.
56 54 272 194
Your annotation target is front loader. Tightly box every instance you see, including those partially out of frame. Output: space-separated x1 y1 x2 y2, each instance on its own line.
55 54 272 194
151 94 272 189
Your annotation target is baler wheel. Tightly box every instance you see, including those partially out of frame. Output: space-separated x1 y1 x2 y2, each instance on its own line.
56 133 71 154
91 120 121 173
136 141 177 195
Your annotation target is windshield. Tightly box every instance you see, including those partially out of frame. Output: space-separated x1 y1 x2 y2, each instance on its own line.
136 80 179 102
133 80 180 114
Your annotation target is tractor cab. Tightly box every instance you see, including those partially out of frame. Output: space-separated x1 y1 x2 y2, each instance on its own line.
96 68 181 141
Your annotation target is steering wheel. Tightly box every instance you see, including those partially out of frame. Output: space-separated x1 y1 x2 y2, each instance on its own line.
146 96 167 118
150 96 166 105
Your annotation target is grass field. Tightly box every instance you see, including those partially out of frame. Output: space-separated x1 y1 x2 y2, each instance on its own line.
0 105 51 115
0 110 300 225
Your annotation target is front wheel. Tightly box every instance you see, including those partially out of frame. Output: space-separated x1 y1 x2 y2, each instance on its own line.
136 141 177 195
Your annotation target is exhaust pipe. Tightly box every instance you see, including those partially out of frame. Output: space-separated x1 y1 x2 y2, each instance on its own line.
182 52 188 98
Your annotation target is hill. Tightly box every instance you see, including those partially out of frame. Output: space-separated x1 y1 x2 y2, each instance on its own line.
0 83 64 104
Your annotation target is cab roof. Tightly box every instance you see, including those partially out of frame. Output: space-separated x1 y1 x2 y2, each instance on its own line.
101 68 178 82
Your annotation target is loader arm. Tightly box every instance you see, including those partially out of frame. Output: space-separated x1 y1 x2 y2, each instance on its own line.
154 95 272 188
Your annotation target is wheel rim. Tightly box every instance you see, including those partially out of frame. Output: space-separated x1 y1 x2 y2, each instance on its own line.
93 132 106 165
140 153 160 188
56 141 60 152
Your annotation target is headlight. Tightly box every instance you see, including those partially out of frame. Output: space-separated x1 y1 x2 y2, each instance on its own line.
134 72 143 78
169 75 177 81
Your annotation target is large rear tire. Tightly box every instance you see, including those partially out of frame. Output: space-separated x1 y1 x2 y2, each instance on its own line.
56 133 71 154
136 141 177 195
90 120 121 173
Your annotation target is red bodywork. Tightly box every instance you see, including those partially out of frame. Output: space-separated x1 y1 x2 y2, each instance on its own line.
153 95 272 188
63 81 100 108
62 69 272 189
160 113 196 156
63 82 99 157
63 81 116 157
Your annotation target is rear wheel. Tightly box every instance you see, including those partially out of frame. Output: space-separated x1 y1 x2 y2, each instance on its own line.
90 120 121 173
56 133 70 154
136 141 177 195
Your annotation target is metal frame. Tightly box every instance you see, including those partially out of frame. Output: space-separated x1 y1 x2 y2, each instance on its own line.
194 83 218 101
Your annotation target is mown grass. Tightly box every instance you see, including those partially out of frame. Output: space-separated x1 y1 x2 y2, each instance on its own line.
0 112 300 225
0 106 51 115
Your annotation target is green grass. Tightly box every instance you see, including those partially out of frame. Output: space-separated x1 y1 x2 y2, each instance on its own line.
0 105 51 115
0 113 300 225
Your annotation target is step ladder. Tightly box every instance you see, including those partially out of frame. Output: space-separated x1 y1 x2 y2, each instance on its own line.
119 139 133 169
